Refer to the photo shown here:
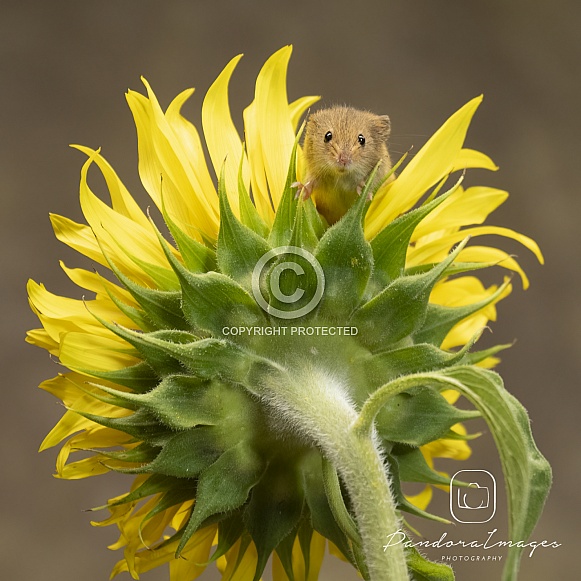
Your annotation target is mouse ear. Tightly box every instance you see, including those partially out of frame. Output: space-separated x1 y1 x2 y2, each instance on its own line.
377 115 391 139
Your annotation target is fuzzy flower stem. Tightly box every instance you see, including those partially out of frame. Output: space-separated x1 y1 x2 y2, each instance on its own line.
260 366 410 581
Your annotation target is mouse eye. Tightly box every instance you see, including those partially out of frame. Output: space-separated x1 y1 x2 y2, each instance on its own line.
358 134 366 146
324 131 333 143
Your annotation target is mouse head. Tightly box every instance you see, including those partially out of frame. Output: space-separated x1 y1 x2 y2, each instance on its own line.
304 106 391 179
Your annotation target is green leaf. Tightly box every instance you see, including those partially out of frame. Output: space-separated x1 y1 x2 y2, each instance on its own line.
244 461 304 581
352 238 469 349
434 367 552 581
413 279 510 346
217 164 272 292
376 386 479 446
314 180 373 320
392 446 453 487
176 441 266 556
405 543 455 581
300 452 356 568
370 183 458 286
387 457 451 524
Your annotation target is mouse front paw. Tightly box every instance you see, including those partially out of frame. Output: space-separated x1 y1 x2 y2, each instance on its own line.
357 180 374 201
291 180 314 200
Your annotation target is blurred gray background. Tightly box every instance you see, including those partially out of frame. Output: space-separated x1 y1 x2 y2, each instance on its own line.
1 1 579 579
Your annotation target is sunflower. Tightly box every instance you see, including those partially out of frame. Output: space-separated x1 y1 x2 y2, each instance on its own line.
27 45 550 581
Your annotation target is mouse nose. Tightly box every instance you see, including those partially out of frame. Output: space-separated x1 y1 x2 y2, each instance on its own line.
338 152 351 167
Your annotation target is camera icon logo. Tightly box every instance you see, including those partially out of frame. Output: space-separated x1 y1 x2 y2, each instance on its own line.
450 469 496 524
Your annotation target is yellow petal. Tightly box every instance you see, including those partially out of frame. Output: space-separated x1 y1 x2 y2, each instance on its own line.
366 96 484 238
169 525 216 581
78 153 171 282
411 186 509 240
289 95 320 130
166 88 220 212
50 213 106 266
126 86 219 241
59 331 139 372
202 53 248 215
457 246 529 289
405 485 433 511
243 100 274 223
72 145 151 228
59 261 138 306
452 148 498 172
409 225 543 268
220 539 258 581
251 45 296 210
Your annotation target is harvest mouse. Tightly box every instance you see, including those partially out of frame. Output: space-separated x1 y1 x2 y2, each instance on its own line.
294 106 393 224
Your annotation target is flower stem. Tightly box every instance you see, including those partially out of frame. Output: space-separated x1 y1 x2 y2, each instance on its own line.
260 366 410 581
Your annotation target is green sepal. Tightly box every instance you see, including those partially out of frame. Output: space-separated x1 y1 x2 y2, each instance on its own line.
434 367 552 581
142 484 197 523
168 257 265 335
161 202 217 273
358 341 473 391
124 252 180 291
209 512 246 563
405 260 495 278
387 457 451 524
314 175 373 320
405 543 455 581
237 149 270 238
153 210 267 335
301 196 326 240
370 184 457 286
465 343 512 365
99 442 160 466
268 134 301 247
300 452 356 568
145 426 223 478
96 375 225 430
101 282 156 333
92 318 196 376
75 361 158 393
107 473 183 507
275 530 298 581
176 441 266 556
100 245 188 331
118 334 258 384
376 386 480 447
73 407 172 448
439 428 482 441
352 238 469 349
391 446 454 487
244 460 304 581
413 278 511 347
217 164 272 291
290 197 320 252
